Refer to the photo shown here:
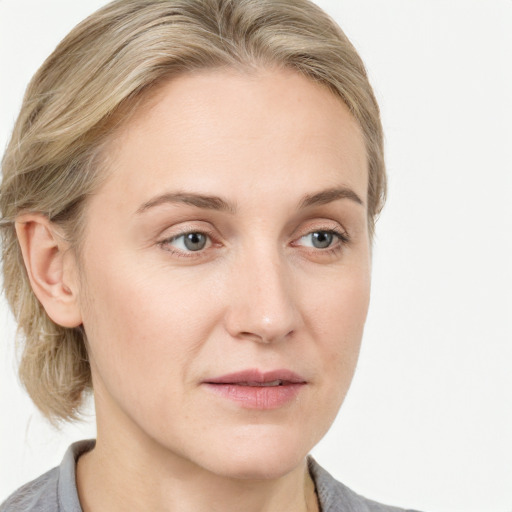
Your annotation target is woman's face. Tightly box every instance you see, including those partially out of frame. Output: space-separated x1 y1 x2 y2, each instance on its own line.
77 68 371 479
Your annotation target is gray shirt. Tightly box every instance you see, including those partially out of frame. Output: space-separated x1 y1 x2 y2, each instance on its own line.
0 440 422 511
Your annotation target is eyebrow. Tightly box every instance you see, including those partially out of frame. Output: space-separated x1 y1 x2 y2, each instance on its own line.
299 187 364 209
136 186 363 215
136 192 236 214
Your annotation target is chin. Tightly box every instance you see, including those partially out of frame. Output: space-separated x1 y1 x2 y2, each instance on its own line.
212 453 306 481
195 425 315 481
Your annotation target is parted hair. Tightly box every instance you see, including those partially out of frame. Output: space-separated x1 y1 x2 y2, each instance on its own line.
0 0 385 423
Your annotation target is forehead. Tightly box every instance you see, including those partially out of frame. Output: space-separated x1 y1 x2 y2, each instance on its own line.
95 67 368 212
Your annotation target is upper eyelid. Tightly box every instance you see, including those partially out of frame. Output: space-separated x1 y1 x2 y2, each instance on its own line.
292 220 349 239
167 230 211 241
294 229 349 246
155 218 349 243
159 231 215 249
158 222 217 240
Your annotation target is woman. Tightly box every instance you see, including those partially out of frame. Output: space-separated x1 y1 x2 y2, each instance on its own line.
0 0 420 511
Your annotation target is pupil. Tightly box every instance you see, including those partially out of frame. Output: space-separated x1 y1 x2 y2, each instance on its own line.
312 231 333 249
184 233 206 251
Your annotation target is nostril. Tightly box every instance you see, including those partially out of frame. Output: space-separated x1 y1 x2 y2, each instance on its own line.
237 329 295 344
238 331 266 342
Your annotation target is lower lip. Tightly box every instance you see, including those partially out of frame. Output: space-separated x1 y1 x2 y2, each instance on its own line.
203 383 305 409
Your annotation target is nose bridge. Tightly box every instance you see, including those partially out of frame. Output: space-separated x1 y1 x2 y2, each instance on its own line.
225 241 300 343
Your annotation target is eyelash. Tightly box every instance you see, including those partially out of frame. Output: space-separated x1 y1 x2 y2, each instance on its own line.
293 228 350 256
158 227 350 258
158 229 216 259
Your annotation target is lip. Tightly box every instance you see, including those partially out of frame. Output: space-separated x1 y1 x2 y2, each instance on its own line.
202 369 307 410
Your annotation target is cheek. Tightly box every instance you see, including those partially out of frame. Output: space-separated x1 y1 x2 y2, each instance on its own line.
309 261 370 344
288 270 370 445
78 254 221 406
305 263 370 392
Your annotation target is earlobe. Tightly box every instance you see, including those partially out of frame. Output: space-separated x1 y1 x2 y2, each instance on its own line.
15 214 83 328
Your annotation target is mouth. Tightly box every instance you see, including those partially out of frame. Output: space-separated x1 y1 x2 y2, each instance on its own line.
203 369 307 409
236 380 286 387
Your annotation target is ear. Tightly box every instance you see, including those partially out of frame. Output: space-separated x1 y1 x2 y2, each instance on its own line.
15 214 83 328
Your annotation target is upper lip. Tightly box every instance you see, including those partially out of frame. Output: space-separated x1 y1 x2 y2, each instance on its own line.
204 369 307 385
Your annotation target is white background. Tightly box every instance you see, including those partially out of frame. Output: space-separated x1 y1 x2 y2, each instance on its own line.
1 1 511 511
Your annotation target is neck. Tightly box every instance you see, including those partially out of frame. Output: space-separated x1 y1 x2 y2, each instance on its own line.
76 419 318 512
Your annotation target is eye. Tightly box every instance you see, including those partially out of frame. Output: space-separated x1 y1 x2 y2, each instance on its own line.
296 230 345 249
165 232 210 252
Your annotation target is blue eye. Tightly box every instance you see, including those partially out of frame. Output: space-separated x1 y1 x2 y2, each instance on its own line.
168 232 209 252
311 231 334 249
298 231 339 249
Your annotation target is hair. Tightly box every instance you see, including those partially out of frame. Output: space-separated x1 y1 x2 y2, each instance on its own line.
0 0 385 423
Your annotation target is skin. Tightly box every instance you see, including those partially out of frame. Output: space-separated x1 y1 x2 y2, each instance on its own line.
17 67 371 512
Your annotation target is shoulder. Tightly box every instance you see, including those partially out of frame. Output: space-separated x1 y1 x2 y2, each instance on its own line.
0 467 60 512
308 457 423 512
0 440 94 512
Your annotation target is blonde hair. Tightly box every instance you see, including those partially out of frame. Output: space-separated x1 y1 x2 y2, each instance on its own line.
0 0 385 422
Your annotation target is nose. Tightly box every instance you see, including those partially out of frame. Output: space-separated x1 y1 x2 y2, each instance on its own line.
223 248 302 344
